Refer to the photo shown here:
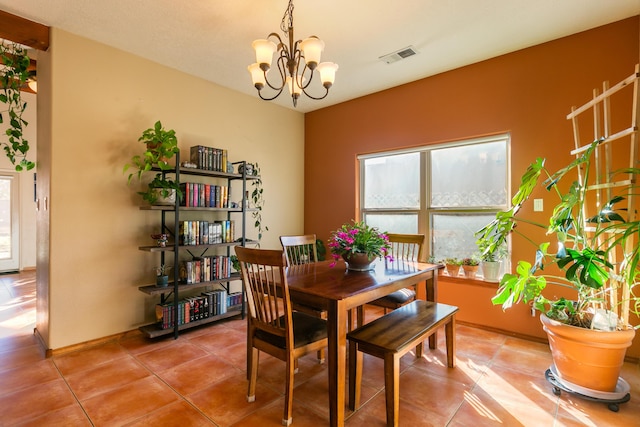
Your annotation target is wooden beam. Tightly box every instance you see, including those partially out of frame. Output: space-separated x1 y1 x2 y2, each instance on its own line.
0 9 49 51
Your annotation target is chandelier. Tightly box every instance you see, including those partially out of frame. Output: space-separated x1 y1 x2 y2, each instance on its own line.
247 0 338 107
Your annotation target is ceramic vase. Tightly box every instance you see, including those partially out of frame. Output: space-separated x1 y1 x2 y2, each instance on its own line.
342 253 375 271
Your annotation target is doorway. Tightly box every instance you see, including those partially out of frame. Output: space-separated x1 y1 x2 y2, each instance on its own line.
0 173 20 272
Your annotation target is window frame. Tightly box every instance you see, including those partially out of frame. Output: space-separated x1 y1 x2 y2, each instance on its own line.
359 134 511 260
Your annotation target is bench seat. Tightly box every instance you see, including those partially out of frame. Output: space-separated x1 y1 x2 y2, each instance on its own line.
347 300 459 427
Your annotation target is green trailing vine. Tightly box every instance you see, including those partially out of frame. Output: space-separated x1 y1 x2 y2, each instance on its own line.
0 42 35 171
250 163 268 241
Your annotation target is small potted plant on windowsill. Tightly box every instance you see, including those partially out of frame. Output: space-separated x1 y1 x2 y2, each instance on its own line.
443 258 462 277
476 240 508 283
461 257 480 279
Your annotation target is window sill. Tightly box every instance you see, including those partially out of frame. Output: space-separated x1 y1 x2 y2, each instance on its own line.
437 273 500 288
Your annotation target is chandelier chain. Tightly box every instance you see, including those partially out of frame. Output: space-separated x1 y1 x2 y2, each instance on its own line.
280 0 294 35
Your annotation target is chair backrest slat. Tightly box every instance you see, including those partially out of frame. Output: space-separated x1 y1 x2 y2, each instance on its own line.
386 233 425 262
280 234 318 266
236 246 292 340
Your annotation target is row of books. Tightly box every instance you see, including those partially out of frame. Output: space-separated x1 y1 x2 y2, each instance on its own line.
190 145 228 172
179 182 230 208
179 256 232 284
178 220 235 246
156 290 242 330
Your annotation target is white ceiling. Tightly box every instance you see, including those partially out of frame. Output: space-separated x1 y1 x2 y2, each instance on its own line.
1 0 639 113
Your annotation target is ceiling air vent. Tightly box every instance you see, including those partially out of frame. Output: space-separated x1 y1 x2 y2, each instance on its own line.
379 46 418 64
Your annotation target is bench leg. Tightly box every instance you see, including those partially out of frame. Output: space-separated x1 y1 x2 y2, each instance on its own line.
445 315 456 368
383 352 400 427
348 340 363 410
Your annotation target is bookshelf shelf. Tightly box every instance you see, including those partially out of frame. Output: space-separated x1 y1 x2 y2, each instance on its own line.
139 305 242 338
138 273 242 295
137 153 253 340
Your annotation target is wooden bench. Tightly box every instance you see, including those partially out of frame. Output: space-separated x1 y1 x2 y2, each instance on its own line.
347 300 459 427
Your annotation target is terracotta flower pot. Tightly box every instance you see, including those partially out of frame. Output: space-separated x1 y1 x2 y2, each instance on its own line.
445 264 460 277
462 265 478 279
540 313 635 392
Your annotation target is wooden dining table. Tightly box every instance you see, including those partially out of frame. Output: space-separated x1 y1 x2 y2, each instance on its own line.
286 258 443 427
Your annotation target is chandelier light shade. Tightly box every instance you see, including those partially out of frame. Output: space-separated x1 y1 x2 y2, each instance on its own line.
248 0 338 107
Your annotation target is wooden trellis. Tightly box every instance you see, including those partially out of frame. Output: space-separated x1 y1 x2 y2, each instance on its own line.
567 64 639 324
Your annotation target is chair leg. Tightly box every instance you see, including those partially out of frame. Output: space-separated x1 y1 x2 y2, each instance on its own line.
348 340 363 410
383 353 400 427
247 347 259 402
283 357 295 426
316 348 325 364
445 315 456 368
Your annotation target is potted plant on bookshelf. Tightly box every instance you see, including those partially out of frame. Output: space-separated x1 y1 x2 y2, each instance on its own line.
475 145 640 396
0 41 35 171
461 257 480 279
124 120 180 183
139 173 183 206
443 258 461 277
155 264 170 287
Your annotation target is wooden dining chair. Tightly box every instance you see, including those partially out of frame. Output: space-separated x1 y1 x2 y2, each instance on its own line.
280 234 318 266
363 233 425 317
235 246 328 427
280 234 327 362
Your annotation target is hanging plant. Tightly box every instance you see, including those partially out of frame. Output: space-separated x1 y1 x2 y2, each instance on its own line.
0 41 35 171
250 163 268 241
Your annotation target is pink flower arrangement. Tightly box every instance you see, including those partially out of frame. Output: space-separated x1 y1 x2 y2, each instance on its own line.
327 220 392 267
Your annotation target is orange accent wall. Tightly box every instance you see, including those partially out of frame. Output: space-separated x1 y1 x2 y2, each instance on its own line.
304 17 640 357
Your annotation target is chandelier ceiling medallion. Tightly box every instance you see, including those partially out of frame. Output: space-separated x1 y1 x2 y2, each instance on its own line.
247 0 338 107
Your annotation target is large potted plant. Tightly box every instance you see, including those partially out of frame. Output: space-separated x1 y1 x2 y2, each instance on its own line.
476 143 639 395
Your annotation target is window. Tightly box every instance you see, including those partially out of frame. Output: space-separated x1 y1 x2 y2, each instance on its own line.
360 134 509 263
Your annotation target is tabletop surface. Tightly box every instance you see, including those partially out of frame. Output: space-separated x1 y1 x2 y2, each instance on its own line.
286 259 440 300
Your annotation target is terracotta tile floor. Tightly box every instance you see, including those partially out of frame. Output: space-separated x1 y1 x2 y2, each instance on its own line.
0 271 639 426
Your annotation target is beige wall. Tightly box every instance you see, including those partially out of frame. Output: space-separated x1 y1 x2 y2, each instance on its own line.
43 29 304 350
0 90 37 270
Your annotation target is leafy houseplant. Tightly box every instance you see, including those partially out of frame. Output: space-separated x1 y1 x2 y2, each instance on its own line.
139 173 182 205
476 141 639 393
476 145 640 329
124 120 179 183
124 121 182 205
328 220 392 270
0 41 35 171
476 240 508 282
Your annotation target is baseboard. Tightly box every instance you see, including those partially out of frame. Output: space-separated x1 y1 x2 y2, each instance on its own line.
38 329 143 358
